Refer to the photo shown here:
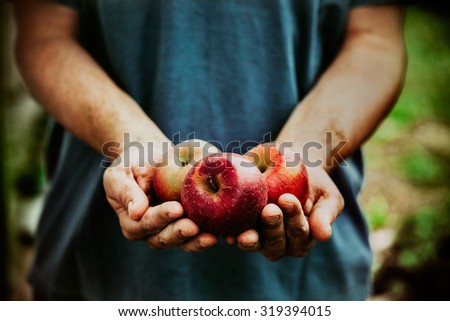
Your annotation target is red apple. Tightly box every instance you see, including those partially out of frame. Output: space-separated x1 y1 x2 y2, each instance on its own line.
245 142 309 206
181 153 268 236
153 139 220 202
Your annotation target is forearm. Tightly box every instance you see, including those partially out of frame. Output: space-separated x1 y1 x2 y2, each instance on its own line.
277 6 406 170
14 2 169 157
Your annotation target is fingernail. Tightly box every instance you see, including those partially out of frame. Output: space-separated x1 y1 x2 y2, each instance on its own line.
180 229 189 237
198 240 211 248
169 211 182 219
127 201 134 214
181 228 196 238
242 241 255 248
265 214 281 226
283 201 295 213
198 241 207 248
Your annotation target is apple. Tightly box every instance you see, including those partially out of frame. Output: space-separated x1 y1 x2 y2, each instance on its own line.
245 142 309 206
181 153 268 236
152 139 220 202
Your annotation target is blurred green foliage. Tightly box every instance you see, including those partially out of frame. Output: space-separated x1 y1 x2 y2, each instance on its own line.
366 194 392 230
393 9 450 122
368 6 450 299
372 8 450 144
396 146 449 185
397 205 450 269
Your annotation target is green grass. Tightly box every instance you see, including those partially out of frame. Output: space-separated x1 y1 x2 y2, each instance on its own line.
367 6 450 213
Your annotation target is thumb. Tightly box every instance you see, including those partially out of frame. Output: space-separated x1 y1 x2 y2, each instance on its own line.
104 167 150 221
308 193 343 242
126 185 150 221
309 207 333 242
306 168 344 242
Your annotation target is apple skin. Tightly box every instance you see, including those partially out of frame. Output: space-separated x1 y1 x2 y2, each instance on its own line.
153 139 220 202
181 153 268 236
245 142 309 206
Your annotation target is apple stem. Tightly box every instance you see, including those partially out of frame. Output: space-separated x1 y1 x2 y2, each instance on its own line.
257 163 267 174
207 176 219 192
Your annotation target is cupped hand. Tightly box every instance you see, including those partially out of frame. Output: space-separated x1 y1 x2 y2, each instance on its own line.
103 146 218 252
233 165 344 261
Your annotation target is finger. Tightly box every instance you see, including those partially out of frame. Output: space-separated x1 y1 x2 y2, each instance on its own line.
278 194 315 257
141 201 184 234
259 203 286 260
146 217 199 249
303 198 314 216
117 210 147 241
103 166 149 221
134 165 153 193
119 201 183 240
179 233 218 253
278 194 309 239
309 191 344 242
236 229 260 252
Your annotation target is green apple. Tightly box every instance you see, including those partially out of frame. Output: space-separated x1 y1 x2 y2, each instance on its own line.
152 139 220 202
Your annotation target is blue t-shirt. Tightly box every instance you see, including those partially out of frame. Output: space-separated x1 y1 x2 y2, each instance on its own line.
31 0 391 300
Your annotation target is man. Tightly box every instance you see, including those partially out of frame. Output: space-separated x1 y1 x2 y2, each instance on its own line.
14 0 406 300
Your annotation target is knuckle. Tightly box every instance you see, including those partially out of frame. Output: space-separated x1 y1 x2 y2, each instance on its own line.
178 242 190 252
175 227 185 239
264 236 285 248
262 251 283 262
142 220 160 235
147 237 167 250
286 225 308 239
156 237 168 248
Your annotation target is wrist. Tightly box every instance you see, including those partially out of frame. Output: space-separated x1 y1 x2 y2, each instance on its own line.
276 135 346 174
101 131 171 166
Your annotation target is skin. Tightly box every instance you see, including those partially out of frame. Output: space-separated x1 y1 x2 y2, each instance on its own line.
14 1 406 260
